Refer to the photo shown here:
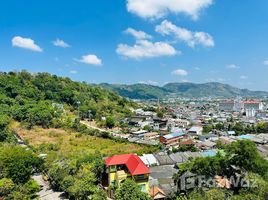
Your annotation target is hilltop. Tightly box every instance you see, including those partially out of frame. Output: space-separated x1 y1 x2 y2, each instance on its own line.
0 71 135 129
99 82 268 100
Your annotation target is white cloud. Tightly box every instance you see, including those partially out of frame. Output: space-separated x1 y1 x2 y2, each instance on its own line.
53 39 70 48
217 78 225 82
156 20 214 47
76 54 102 66
263 60 268 65
172 69 188 76
205 78 215 82
181 79 189 83
194 67 200 70
70 70 78 74
226 64 239 69
127 0 213 20
125 28 152 40
12 36 42 52
240 75 248 80
138 80 159 85
116 39 178 59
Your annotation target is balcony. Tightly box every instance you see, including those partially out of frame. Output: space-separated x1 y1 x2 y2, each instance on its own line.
116 170 128 181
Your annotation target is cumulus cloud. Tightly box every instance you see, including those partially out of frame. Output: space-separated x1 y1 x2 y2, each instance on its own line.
53 39 70 48
12 36 43 52
116 39 178 59
76 54 102 66
138 80 159 85
70 70 78 74
172 69 188 76
127 0 213 20
125 28 152 40
240 75 248 80
156 20 214 48
226 64 239 69
263 60 268 65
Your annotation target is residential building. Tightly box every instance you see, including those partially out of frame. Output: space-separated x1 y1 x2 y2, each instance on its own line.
219 100 235 111
188 126 203 136
243 100 263 111
159 132 186 146
105 154 150 192
150 186 166 200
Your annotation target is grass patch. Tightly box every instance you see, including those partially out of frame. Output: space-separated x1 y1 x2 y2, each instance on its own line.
11 122 158 157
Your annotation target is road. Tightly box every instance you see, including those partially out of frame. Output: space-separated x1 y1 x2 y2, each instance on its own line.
15 134 67 200
80 120 112 133
32 174 67 200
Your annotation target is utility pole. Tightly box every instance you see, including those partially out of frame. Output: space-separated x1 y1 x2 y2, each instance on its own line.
77 101 81 120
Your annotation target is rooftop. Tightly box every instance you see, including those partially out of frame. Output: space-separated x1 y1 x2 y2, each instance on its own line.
163 132 185 140
105 154 149 175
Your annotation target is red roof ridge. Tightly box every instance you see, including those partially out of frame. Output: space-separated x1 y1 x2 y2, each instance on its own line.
105 154 149 175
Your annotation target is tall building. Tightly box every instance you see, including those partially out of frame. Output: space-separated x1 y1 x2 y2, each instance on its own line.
219 100 235 111
243 100 263 111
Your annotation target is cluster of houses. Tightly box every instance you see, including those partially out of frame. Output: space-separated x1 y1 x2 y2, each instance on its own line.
103 98 268 199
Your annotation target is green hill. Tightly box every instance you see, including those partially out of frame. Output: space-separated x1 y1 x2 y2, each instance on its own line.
0 71 134 128
99 83 169 99
99 82 268 99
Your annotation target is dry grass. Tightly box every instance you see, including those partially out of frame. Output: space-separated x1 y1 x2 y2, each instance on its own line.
11 121 158 156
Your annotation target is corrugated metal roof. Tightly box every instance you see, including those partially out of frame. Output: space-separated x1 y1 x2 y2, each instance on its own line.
163 132 185 140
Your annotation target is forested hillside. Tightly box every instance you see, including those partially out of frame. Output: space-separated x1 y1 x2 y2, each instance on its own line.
0 71 134 131
0 71 156 199
100 82 268 99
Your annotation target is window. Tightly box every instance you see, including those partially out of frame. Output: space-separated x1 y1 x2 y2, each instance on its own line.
110 165 116 172
136 174 145 180
139 184 146 192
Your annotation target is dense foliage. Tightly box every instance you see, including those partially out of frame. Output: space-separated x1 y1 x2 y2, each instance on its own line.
115 179 151 200
0 71 135 128
174 140 268 200
203 121 268 135
46 152 106 200
0 145 43 199
100 82 268 99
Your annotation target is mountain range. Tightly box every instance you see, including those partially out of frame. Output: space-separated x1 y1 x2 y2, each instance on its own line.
99 82 268 100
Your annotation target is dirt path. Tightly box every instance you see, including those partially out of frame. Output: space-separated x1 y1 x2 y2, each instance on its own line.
80 120 112 133
32 174 67 200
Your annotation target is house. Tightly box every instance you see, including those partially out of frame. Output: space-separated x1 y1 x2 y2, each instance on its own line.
196 140 216 150
227 131 236 136
150 186 166 200
219 100 235 111
159 132 186 146
142 132 160 140
139 154 159 167
105 154 150 192
243 100 263 111
188 126 203 136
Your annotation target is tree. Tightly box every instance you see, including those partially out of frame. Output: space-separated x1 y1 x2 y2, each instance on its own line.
0 178 15 196
0 115 10 142
205 188 226 200
226 140 268 176
0 145 43 184
156 110 164 118
105 116 115 129
115 179 151 200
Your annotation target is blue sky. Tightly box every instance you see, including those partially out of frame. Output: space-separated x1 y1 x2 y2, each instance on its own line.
1 0 268 90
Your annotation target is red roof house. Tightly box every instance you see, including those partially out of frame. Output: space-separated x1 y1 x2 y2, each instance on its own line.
105 154 149 175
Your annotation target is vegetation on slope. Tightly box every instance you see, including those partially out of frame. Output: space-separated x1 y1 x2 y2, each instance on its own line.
100 82 268 99
99 83 169 100
173 140 268 200
0 71 135 128
0 71 158 199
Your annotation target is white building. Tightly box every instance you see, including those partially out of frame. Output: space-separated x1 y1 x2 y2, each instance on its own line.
188 126 203 136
